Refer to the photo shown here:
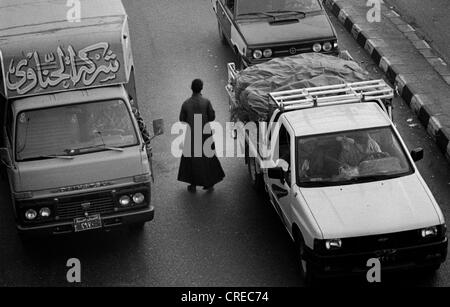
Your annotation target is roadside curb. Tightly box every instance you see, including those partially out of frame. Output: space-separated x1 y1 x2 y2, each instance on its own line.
325 0 450 163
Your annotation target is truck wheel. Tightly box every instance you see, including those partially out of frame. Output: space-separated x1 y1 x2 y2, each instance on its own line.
217 22 227 45
248 157 264 192
294 233 317 286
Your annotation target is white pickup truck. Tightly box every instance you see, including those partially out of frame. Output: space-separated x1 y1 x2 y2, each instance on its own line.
227 63 448 283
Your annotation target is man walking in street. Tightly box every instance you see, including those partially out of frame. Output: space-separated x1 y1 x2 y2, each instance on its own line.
177 79 225 192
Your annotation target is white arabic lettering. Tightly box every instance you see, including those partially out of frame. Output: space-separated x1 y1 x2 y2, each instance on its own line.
5 42 121 95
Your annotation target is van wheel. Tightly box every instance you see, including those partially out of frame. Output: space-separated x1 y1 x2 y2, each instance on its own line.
248 157 264 192
294 233 316 286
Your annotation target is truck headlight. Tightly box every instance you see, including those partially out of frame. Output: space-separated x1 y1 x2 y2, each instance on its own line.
421 226 438 238
253 49 263 59
263 48 272 58
312 43 322 52
325 239 342 250
119 195 131 207
39 207 51 218
132 193 145 204
323 42 332 52
25 209 37 220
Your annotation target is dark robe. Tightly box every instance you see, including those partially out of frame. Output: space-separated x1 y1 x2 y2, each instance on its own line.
177 93 225 186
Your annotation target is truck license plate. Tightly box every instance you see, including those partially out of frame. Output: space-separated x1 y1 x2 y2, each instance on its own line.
74 214 102 232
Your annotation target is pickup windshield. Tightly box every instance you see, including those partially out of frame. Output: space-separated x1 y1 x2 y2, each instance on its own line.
16 100 138 161
237 0 321 16
296 127 414 187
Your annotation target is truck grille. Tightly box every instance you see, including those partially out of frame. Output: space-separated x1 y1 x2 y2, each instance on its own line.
56 192 115 220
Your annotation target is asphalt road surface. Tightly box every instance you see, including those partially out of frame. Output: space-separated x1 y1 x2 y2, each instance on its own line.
385 0 450 64
0 0 449 287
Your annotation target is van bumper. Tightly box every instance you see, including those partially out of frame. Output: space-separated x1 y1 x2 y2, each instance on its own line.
304 237 448 278
17 206 154 236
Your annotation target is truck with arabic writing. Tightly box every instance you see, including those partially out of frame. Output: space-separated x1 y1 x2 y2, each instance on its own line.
0 0 162 237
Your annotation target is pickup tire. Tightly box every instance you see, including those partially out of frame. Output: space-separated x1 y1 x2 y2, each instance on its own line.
248 157 264 192
294 232 317 286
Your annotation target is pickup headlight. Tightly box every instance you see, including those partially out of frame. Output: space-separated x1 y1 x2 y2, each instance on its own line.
325 238 342 250
263 48 272 58
421 226 438 238
253 49 263 59
312 43 322 52
323 42 333 52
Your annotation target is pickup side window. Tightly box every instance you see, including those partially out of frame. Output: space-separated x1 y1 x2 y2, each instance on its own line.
279 124 292 186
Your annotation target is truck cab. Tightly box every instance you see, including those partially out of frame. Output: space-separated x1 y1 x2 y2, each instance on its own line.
0 0 161 236
212 0 338 68
227 67 448 282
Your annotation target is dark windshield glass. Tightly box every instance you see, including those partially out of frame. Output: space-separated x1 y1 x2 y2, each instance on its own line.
296 127 414 187
237 0 321 16
16 100 138 161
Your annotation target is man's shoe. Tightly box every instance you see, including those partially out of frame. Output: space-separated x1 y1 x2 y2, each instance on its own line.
187 185 197 192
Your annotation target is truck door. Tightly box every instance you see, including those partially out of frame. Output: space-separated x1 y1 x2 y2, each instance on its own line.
216 0 233 41
266 124 295 227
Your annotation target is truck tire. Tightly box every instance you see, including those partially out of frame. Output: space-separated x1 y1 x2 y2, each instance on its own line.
294 232 317 286
248 157 264 192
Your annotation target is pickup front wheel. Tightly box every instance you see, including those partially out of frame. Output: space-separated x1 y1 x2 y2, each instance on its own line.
294 234 317 286
248 157 264 192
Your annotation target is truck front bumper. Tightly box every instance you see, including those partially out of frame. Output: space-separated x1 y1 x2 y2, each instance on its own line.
17 206 154 236
304 237 448 277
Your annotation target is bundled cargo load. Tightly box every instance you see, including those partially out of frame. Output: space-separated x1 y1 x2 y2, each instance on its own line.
229 53 372 122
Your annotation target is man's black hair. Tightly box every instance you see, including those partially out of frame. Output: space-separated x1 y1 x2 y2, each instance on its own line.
191 79 203 94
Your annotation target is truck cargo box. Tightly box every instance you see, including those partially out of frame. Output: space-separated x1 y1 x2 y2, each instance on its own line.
0 0 133 99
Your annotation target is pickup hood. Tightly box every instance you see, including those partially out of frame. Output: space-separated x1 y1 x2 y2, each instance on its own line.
16 147 146 192
237 13 335 46
300 175 441 239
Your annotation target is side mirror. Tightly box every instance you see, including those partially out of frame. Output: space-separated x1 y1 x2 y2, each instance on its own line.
411 148 424 162
152 119 164 137
268 167 284 180
0 148 12 167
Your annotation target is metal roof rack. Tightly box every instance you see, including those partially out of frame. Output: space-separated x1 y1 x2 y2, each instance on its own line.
268 80 394 112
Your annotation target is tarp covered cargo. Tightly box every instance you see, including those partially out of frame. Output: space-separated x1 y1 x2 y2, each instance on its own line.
231 53 372 122
0 0 133 99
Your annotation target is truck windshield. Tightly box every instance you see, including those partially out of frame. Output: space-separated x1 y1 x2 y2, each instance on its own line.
237 0 321 16
296 127 414 187
15 100 138 161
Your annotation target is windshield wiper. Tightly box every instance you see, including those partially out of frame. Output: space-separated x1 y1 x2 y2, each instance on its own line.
266 10 306 18
238 12 277 19
36 155 75 160
65 145 124 155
